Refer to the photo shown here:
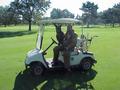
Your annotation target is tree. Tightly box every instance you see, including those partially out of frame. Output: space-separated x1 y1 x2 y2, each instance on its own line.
101 8 118 27
80 1 98 27
100 10 111 26
0 6 17 26
108 8 118 27
95 12 104 25
62 9 74 18
10 0 50 31
50 8 62 19
98 3 120 27
0 6 6 26
113 3 120 26
75 14 81 20
0 6 10 26
50 8 74 19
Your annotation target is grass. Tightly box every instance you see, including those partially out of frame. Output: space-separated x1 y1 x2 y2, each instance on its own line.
0 25 120 90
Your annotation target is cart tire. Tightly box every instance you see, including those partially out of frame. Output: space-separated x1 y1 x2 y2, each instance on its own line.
30 62 44 76
80 58 92 71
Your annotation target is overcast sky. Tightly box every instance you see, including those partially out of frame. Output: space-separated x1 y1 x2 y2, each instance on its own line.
0 0 120 16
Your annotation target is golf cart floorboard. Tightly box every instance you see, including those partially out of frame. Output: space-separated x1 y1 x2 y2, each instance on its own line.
46 59 65 71
46 58 82 71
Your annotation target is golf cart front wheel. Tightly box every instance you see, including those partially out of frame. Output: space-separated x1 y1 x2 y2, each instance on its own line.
30 62 44 76
80 59 92 71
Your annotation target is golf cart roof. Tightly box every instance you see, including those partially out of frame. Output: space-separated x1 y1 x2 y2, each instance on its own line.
40 18 81 24
36 18 81 50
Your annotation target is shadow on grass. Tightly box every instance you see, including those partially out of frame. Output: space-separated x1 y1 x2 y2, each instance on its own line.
13 69 97 90
0 31 36 38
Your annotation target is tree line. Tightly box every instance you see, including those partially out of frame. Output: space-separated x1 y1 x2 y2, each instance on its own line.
0 0 120 31
99 3 120 27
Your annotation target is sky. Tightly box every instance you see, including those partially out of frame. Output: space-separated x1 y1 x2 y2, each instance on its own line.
0 0 120 16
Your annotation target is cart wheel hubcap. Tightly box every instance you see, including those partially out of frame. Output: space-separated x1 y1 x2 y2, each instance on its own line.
34 66 43 75
83 62 91 70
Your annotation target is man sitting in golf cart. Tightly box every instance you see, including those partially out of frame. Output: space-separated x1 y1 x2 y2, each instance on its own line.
53 24 65 64
63 24 78 70
54 24 64 45
53 24 78 71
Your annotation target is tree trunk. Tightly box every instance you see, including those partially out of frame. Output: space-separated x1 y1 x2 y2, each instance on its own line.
4 24 7 27
28 20 31 31
104 23 106 27
14 21 17 26
112 23 115 28
87 17 90 28
87 22 90 28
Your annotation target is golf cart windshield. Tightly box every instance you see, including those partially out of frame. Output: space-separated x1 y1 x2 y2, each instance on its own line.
36 24 44 50
36 18 80 50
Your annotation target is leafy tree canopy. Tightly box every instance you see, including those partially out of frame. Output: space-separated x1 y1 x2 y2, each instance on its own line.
50 8 74 19
10 0 51 31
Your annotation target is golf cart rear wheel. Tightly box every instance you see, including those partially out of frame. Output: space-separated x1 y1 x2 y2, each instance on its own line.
30 62 44 76
80 59 92 71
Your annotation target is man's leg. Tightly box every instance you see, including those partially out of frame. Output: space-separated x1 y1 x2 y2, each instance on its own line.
53 46 60 62
63 51 70 70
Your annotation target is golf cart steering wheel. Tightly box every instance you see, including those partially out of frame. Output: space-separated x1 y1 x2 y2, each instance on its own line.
51 37 58 44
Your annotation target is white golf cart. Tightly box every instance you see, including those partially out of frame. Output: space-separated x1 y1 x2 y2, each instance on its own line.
25 18 97 76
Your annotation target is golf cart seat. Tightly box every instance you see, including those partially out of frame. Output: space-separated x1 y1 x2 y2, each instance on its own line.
59 48 80 56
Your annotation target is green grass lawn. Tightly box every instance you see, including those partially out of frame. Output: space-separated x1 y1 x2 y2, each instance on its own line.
0 25 120 90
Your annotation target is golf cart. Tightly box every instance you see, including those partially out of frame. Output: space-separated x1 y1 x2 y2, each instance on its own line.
25 18 97 76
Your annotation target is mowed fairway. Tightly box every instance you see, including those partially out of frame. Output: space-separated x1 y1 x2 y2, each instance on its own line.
0 25 120 90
